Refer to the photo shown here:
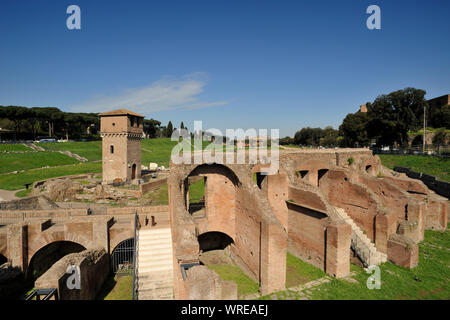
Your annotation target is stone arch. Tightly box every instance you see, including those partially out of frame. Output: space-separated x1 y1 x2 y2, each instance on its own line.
110 230 134 253
361 159 378 176
294 160 332 187
198 231 234 252
111 238 134 273
185 163 241 240
27 233 91 265
27 240 86 279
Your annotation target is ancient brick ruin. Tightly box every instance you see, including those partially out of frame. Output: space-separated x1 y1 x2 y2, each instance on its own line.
0 143 447 300
169 148 448 298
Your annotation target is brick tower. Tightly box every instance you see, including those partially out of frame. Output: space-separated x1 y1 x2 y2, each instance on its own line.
99 109 144 184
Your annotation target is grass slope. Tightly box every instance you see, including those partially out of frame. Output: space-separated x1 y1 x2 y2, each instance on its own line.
379 154 450 182
0 144 31 152
0 152 80 174
0 162 101 190
261 226 450 300
40 141 102 161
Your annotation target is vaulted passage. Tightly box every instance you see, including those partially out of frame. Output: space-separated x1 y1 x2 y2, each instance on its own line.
28 241 86 279
0 253 7 266
111 238 134 273
198 232 234 252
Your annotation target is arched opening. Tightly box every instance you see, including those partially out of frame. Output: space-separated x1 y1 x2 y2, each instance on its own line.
365 165 373 175
28 241 85 280
111 238 134 274
110 145 114 154
254 172 266 189
185 164 240 223
318 169 329 186
198 232 234 252
0 253 7 266
188 176 206 217
131 164 136 180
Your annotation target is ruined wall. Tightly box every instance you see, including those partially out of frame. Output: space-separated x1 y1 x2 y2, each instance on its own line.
0 195 58 211
203 171 236 240
140 178 168 195
184 265 237 300
287 202 328 270
169 161 288 297
319 169 380 241
34 248 109 300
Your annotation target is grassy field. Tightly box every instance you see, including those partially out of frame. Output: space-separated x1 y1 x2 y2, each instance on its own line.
0 152 80 174
379 154 450 182
0 162 101 190
189 178 205 203
40 141 102 161
142 183 169 205
141 138 178 168
0 144 31 152
285 253 326 288
208 263 260 298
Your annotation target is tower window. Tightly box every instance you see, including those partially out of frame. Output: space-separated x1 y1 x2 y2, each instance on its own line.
110 145 114 154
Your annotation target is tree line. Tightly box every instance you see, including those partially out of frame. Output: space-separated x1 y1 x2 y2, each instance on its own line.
0 105 186 141
282 87 449 148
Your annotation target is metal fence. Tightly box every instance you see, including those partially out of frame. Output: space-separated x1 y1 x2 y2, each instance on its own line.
372 144 450 157
110 238 134 274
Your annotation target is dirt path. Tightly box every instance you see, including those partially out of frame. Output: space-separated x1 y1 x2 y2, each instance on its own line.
0 189 18 201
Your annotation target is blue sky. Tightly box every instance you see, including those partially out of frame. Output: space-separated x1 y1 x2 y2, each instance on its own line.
0 0 449 137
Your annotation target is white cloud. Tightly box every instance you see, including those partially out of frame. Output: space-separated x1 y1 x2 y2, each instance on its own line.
69 72 228 114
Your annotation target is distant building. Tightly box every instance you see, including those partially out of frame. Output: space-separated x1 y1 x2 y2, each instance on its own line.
427 94 450 109
99 109 144 185
359 104 368 113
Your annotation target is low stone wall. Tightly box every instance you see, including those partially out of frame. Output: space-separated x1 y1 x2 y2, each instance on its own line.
184 265 237 300
394 166 450 199
0 208 89 225
0 195 58 210
34 248 109 300
139 177 168 194
387 234 418 268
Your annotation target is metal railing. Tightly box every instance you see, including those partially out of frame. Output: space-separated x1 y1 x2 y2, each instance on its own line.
25 288 58 300
131 209 139 300
334 208 373 267
351 232 372 267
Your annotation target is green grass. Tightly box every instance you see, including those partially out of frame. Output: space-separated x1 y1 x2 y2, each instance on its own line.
208 263 259 298
0 162 102 190
285 253 326 288
15 188 32 198
142 183 169 205
40 141 102 161
379 154 450 182
0 144 31 152
261 226 450 300
189 178 205 203
97 274 133 300
141 138 179 167
0 152 80 174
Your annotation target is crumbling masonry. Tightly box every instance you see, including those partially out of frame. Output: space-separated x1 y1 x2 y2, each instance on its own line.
169 149 448 298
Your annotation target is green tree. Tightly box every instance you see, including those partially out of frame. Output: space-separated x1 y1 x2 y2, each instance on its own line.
339 112 370 147
367 88 427 147
165 121 174 137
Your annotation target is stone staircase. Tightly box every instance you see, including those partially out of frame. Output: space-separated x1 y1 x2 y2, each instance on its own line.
334 207 387 267
136 227 174 300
